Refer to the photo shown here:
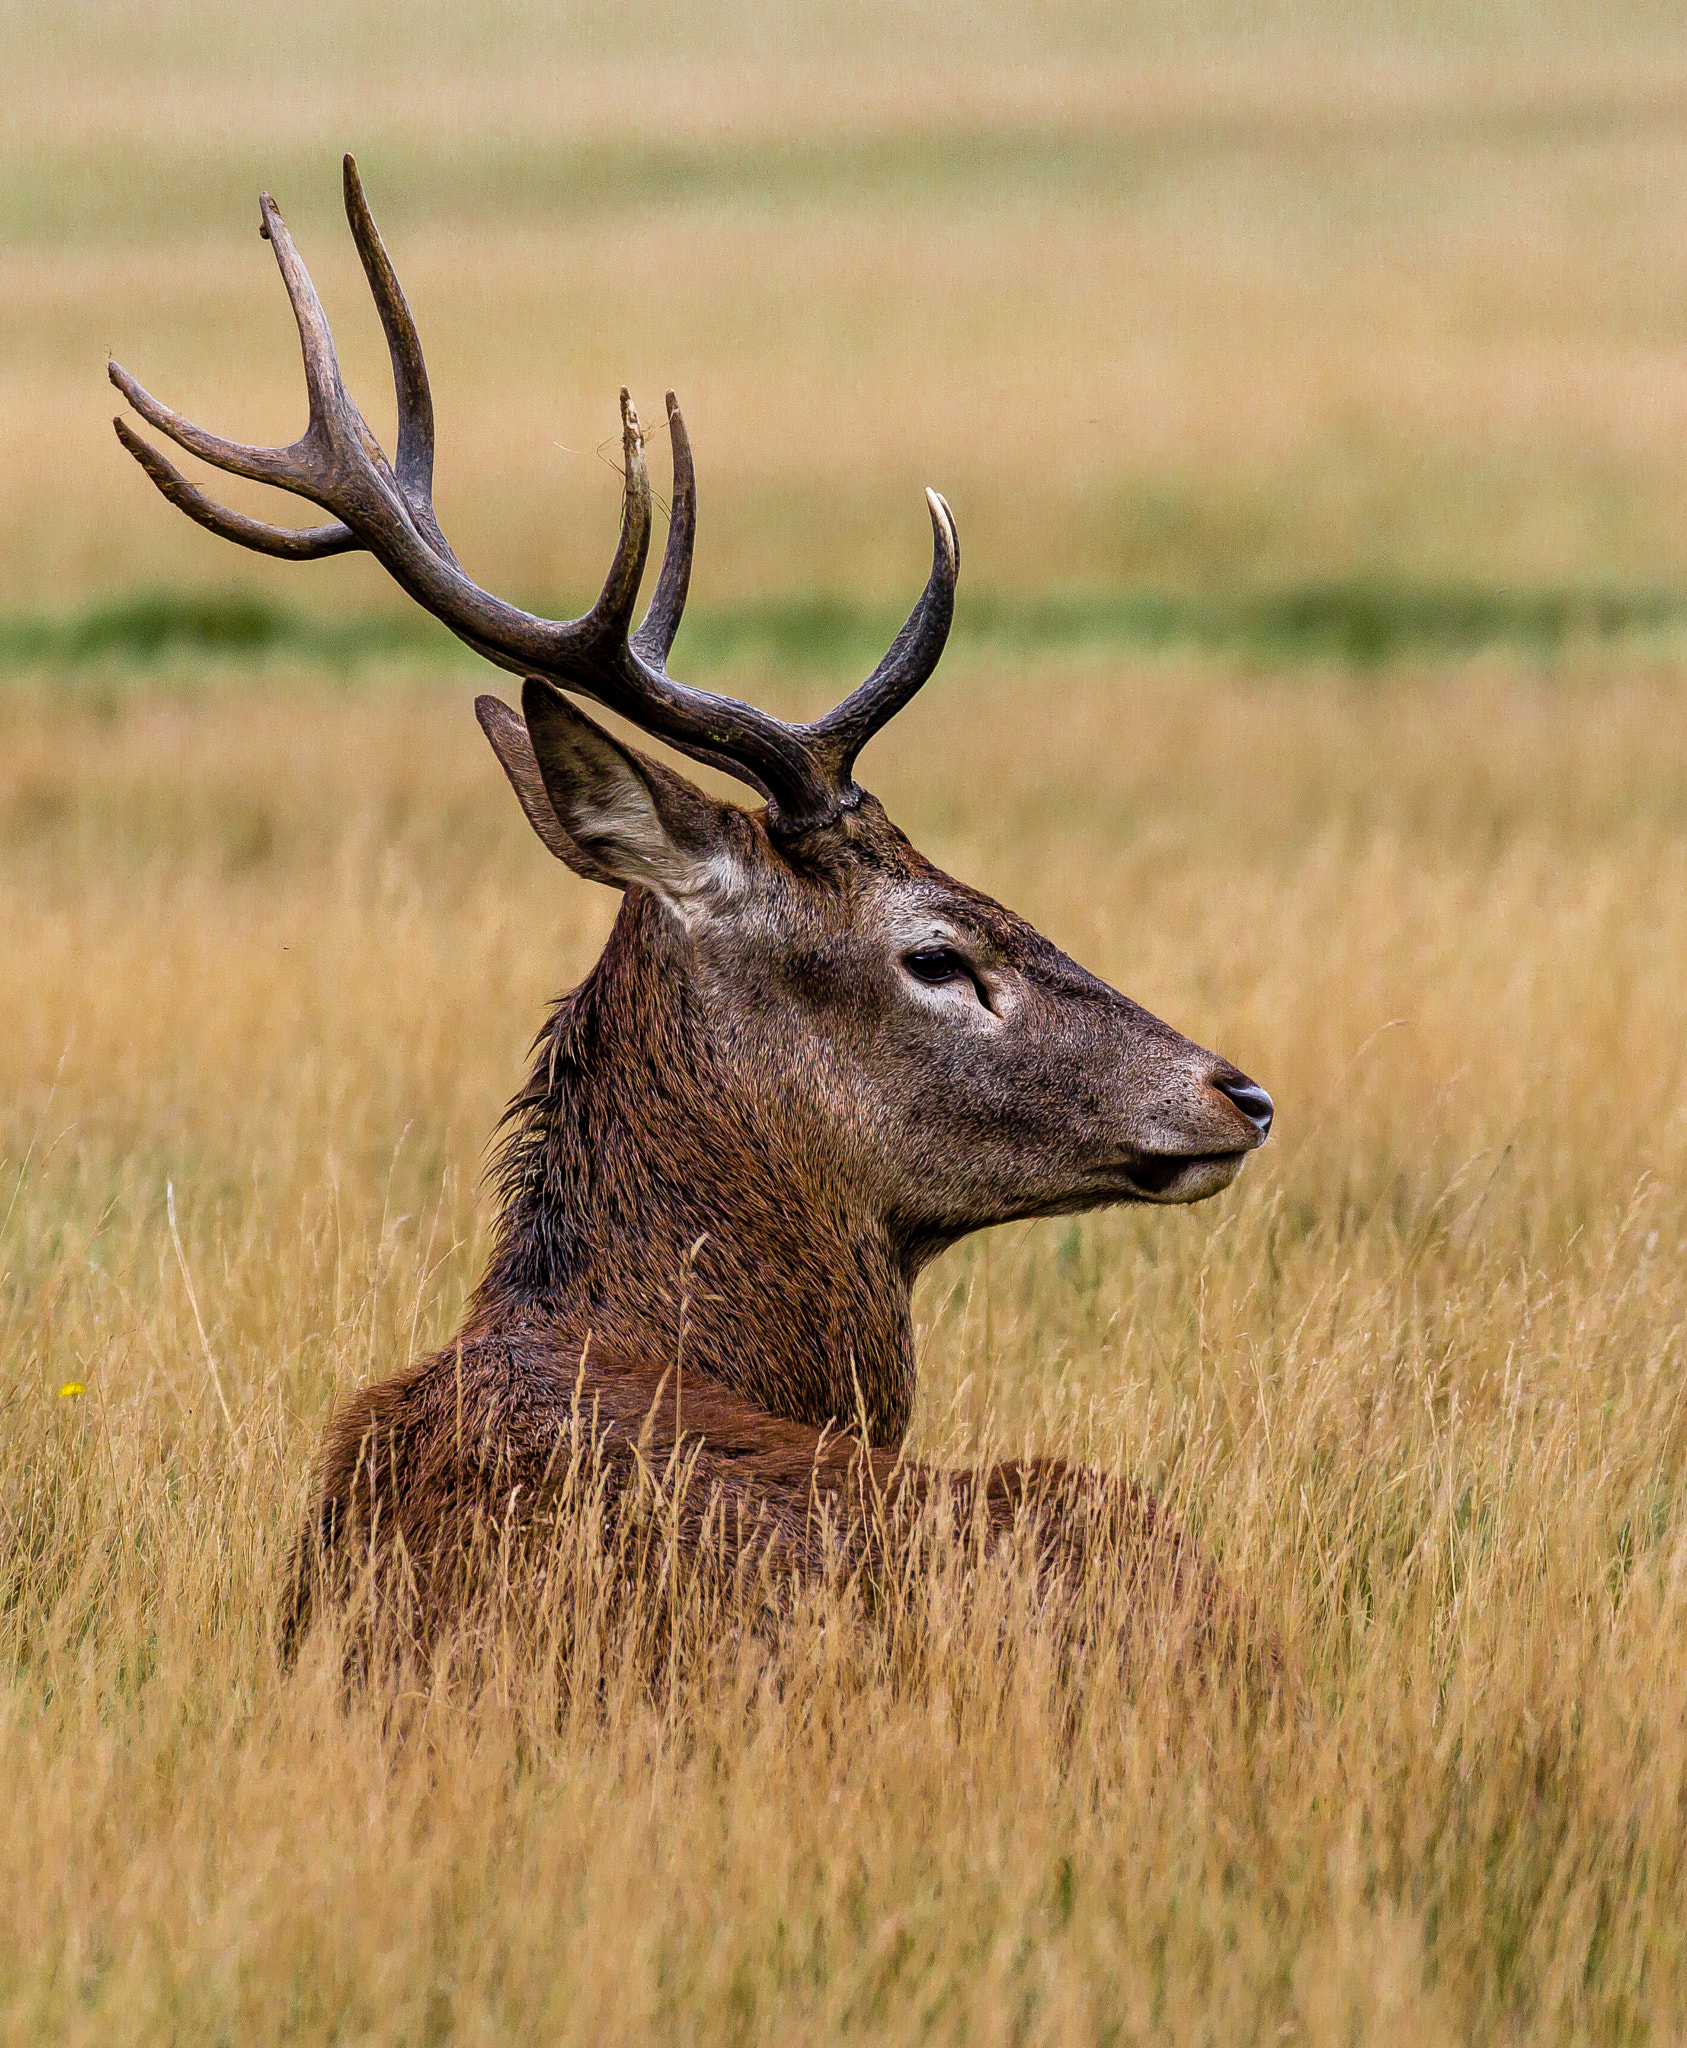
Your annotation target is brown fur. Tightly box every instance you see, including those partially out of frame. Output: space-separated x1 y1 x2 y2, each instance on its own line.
285 793 1273 1673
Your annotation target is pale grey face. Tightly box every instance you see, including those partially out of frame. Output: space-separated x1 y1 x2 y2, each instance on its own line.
488 687 1273 1264
686 804 1273 1257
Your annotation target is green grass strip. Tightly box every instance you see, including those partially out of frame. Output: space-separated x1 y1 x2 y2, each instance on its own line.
1 581 1682 677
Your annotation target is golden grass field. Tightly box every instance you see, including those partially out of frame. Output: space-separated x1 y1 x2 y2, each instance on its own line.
5 2 1687 2042
5 649 1686 2043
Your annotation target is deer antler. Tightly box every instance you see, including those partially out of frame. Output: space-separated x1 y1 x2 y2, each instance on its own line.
109 156 958 834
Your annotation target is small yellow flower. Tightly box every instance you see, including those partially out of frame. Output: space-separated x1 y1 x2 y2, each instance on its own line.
58 1383 85 1399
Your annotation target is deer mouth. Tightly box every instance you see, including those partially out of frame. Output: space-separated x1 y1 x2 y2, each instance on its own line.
1117 1149 1252 1203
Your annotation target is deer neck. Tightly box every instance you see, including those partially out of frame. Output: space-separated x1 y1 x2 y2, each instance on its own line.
470 890 918 1447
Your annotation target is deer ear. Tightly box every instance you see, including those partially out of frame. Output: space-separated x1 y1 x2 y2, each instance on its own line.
476 693 621 884
477 681 739 910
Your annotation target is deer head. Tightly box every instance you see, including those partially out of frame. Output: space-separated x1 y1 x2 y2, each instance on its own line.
111 158 1272 1443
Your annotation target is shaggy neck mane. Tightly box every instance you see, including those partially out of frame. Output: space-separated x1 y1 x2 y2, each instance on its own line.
467 889 918 1448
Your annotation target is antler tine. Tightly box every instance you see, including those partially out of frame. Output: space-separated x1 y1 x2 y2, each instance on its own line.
805 490 959 779
630 391 696 668
341 153 456 564
107 356 311 492
582 390 655 644
105 192 354 506
111 415 360 559
255 192 350 438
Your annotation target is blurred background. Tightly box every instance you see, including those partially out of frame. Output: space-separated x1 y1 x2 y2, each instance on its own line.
14 0 1687 658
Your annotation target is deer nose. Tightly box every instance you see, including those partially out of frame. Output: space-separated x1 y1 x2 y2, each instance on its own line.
1212 1069 1274 1141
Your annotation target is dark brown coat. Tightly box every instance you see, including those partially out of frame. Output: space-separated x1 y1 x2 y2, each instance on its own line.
109 158 1277 1673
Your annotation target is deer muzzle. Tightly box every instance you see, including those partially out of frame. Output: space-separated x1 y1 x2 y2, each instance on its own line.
1110 1059 1273 1205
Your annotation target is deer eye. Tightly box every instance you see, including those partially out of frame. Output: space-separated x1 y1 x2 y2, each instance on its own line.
903 945 978 993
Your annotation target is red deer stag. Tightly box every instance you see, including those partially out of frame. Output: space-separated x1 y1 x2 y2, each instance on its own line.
110 159 1275 1661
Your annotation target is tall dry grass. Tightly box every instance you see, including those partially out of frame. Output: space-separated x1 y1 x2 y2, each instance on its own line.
3 648 1685 2042
8 2 1687 2037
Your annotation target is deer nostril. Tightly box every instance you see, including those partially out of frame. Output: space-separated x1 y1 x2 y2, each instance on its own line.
1213 1070 1274 1140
